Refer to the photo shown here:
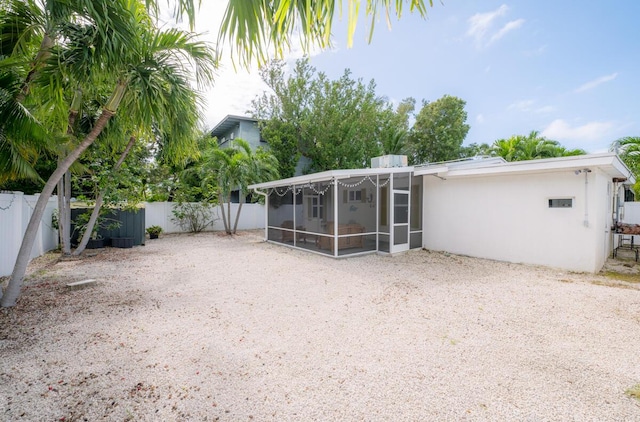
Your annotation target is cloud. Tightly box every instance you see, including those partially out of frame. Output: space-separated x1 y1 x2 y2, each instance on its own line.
574 73 618 93
541 119 615 143
467 5 523 48
508 100 555 114
489 19 525 44
467 4 508 43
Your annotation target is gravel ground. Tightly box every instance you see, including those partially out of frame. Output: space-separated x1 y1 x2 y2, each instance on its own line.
1 231 640 421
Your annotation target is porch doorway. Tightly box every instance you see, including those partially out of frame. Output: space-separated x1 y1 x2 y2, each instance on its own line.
391 190 410 253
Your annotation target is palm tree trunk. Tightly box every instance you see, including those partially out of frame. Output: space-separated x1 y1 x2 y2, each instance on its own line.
226 197 232 234
232 194 244 234
57 178 66 250
73 136 136 255
56 173 72 255
17 34 54 103
59 89 83 255
218 189 229 234
0 97 120 307
63 170 71 253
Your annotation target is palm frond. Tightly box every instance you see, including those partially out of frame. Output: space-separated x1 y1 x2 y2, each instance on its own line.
220 0 433 67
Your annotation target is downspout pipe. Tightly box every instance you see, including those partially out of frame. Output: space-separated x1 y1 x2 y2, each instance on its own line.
584 169 591 228
252 187 269 241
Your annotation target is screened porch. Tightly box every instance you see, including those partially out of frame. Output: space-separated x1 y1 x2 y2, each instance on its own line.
249 168 423 257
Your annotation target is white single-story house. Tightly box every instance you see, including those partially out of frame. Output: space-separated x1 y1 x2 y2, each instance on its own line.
249 152 633 273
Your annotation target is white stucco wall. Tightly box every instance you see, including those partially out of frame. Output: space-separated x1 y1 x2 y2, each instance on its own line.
422 169 614 273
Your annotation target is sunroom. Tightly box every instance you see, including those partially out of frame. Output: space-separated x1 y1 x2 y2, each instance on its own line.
249 167 423 257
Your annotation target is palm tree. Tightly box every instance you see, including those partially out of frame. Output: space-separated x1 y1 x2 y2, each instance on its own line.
492 137 520 162
220 0 435 66
200 139 278 235
382 128 408 156
1 0 215 307
0 67 48 183
614 136 640 157
492 131 586 162
613 136 640 195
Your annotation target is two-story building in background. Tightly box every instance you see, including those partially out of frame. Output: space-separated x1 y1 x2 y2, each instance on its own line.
210 115 265 151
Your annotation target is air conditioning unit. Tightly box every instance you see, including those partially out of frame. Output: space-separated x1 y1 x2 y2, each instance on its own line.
371 155 408 168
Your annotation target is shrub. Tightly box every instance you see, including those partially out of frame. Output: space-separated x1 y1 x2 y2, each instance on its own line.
146 225 163 235
171 202 217 233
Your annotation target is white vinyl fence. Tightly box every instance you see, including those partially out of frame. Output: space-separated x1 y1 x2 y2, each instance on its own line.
0 192 59 277
0 196 264 277
144 202 265 233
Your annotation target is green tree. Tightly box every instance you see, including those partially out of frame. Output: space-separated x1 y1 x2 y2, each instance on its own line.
408 95 470 164
254 58 394 173
0 65 49 184
260 120 300 179
379 97 415 155
459 142 493 158
1 0 215 307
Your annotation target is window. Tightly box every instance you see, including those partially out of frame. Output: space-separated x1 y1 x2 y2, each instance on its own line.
307 196 323 219
349 190 362 202
548 198 572 208
343 188 366 203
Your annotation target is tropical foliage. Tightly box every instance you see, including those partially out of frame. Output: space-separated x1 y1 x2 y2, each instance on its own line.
253 58 410 175
198 138 279 234
488 131 586 162
0 0 215 307
613 136 640 195
220 0 435 67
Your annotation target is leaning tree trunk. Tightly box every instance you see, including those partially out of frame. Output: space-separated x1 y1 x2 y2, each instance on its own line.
0 80 124 307
217 187 229 234
57 171 72 255
57 178 67 251
60 89 83 255
226 198 233 235
73 136 136 255
63 170 71 253
16 34 54 103
56 172 72 255
231 194 245 235
218 200 228 233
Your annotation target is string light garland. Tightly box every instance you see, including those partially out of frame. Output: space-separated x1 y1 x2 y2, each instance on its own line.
266 174 394 197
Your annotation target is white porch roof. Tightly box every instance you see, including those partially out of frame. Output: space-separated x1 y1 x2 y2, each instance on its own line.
249 166 414 190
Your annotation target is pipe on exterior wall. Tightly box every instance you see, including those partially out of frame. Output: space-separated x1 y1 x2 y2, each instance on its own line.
252 188 269 240
584 169 591 227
